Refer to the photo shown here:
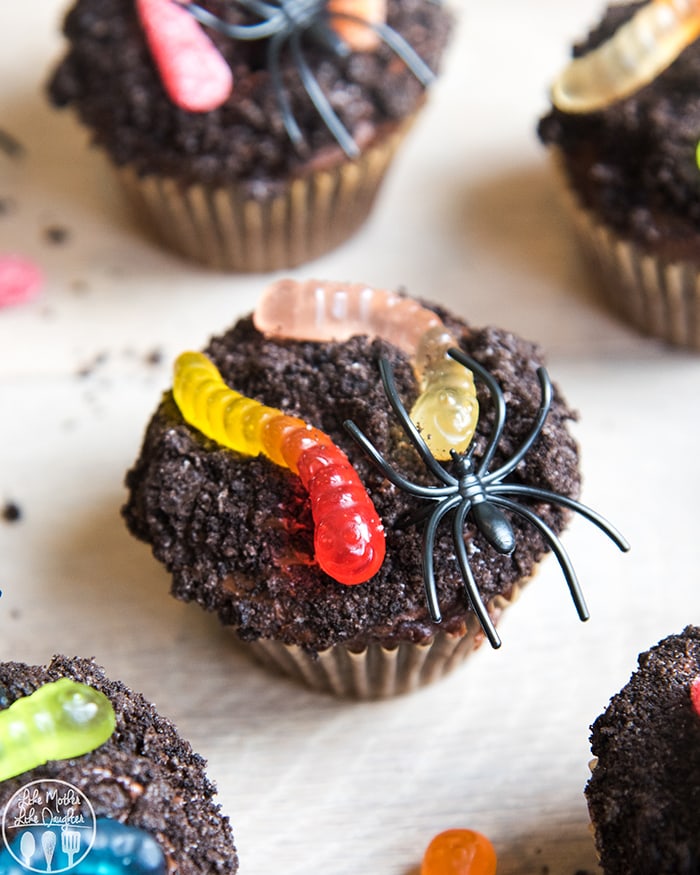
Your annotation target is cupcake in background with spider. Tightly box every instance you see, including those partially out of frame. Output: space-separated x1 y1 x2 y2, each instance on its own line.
0 655 237 873
46 0 453 272
584 626 700 875
538 2 700 349
122 278 628 698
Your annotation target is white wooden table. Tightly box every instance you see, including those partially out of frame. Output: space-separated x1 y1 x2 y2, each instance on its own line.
1 2 697 872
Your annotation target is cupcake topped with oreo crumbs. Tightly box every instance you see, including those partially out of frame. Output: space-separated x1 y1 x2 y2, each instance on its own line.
47 0 453 271
585 626 700 875
538 2 700 348
123 278 628 698
0 655 237 874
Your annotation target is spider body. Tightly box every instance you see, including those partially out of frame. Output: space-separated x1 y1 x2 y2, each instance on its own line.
449 453 517 556
345 348 630 649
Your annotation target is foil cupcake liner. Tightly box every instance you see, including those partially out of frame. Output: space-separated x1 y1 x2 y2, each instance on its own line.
116 119 413 272
552 154 700 350
241 586 521 699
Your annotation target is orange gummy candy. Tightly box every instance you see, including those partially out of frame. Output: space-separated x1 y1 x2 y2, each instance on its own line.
421 829 497 875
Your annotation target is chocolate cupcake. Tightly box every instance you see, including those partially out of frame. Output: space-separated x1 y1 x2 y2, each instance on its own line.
47 0 452 271
122 278 628 698
0 655 237 873
585 626 700 875
538 2 700 348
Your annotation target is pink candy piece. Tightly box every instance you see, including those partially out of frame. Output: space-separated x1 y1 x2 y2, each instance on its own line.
692 677 700 718
0 255 43 308
135 0 233 113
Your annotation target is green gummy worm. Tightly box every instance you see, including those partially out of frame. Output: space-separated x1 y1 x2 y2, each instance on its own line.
0 678 116 781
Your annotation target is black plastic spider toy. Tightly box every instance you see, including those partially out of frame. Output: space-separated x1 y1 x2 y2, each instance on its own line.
344 348 630 649
182 0 434 157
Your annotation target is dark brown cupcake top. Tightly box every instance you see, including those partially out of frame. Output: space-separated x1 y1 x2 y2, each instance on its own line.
47 0 452 188
585 626 700 875
0 656 238 874
538 2 700 254
123 302 582 653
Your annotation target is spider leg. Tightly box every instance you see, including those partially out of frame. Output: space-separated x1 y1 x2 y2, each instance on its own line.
489 484 630 552
453 501 501 648
344 420 453 499
491 495 590 621
486 368 552 484
447 349 554 484
268 33 305 146
184 1 283 39
421 495 462 623
290 30 360 157
378 358 457 488
308 17 351 57
325 13 434 85
446 348 506 476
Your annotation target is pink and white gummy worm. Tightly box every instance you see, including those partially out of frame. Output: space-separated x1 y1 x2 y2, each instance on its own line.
253 278 479 461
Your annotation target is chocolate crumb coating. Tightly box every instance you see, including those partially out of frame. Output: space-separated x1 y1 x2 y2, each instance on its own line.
47 0 453 189
585 627 700 875
123 302 581 653
537 2 700 258
0 656 238 874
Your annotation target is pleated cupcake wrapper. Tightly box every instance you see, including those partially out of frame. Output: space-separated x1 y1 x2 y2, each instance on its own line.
116 120 412 272
553 152 700 350
586 758 601 856
242 585 522 699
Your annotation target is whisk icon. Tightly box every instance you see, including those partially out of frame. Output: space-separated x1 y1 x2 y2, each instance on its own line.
41 830 56 871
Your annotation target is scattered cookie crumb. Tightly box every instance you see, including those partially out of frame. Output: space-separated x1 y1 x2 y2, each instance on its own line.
145 347 163 366
71 278 90 295
0 128 25 160
76 351 109 378
43 224 71 245
2 500 22 523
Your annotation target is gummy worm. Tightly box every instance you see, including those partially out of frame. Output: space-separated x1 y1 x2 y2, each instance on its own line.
173 351 386 584
421 828 497 875
0 679 116 781
692 677 700 717
253 279 479 460
67 819 166 874
135 0 234 113
551 0 700 113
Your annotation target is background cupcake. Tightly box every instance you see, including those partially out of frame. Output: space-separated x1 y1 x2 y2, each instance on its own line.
0 655 238 874
122 279 627 699
538 1 700 349
585 626 700 875
47 0 453 271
